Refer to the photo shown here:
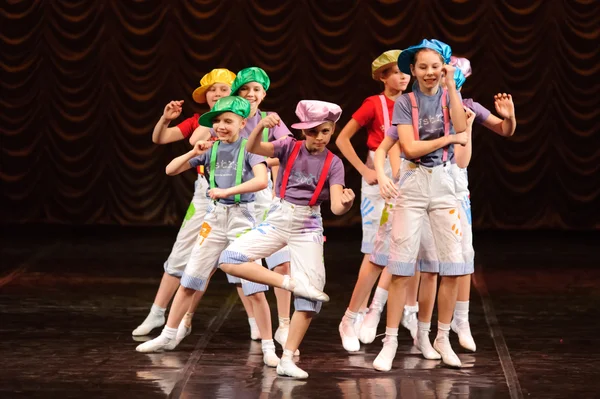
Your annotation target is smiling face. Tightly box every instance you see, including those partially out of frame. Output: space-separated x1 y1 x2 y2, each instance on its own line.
380 65 411 92
211 112 246 143
205 83 232 108
237 82 266 113
303 122 334 153
410 49 444 92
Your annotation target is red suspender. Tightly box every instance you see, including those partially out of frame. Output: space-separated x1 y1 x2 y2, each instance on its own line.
280 140 334 206
379 95 390 131
441 89 450 162
408 90 450 163
309 151 334 206
279 140 303 200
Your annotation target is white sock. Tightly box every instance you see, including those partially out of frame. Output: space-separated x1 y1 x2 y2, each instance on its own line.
385 327 399 338
278 317 290 328
282 348 295 361
151 304 166 316
404 303 419 313
454 301 470 323
436 321 451 340
372 287 389 307
162 326 177 340
343 309 358 322
418 321 431 332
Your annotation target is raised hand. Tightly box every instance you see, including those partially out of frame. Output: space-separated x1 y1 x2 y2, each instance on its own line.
192 140 213 155
441 64 457 89
261 113 281 129
163 100 184 121
494 93 515 120
465 107 476 128
341 188 355 206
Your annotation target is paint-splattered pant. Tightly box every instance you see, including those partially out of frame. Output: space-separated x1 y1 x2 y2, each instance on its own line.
360 151 393 254
181 201 268 296
220 199 325 313
387 160 467 277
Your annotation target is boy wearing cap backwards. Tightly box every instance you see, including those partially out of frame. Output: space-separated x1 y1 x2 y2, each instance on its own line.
372 39 469 371
230 67 297 350
336 50 414 352
219 100 355 379
136 96 284 367
409 57 516 354
135 69 265 341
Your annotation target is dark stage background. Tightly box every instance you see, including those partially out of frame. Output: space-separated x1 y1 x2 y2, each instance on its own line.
1 0 598 229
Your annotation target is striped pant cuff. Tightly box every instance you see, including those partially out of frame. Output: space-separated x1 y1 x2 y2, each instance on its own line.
294 297 322 314
369 252 389 267
180 273 209 291
386 261 416 276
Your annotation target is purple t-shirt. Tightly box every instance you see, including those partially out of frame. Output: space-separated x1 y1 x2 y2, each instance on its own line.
389 83 462 167
462 98 491 125
241 109 293 141
189 137 266 205
273 137 345 206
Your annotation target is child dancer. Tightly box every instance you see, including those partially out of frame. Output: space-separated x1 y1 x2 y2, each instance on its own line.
413 57 517 354
336 50 410 352
219 100 355 378
134 69 263 340
231 67 296 349
372 39 468 371
136 96 283 366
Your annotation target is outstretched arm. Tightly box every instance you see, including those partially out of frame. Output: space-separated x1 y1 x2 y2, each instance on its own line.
481 93 516 137
166 141 213 176
153 100 186 144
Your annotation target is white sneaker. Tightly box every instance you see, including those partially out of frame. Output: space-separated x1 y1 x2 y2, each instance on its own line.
135 334 177 353
274 326 300 356
262 341 280 368
415 330 441 360
339 318 360 352
277 358 309 379
433 336 462 368
132 312 165 336
451 319 476 352
175 319 192 345
290 277 329 302
359 305 383 344
373 336 398 372
401 308 418 339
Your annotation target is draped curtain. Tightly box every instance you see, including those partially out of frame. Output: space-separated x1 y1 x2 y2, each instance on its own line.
2 0 598 228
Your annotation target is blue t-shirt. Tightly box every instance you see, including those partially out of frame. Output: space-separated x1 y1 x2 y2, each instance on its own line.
389 83 462 167
189 138 266 204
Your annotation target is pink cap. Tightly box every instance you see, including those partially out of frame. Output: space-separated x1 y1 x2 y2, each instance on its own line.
291 100 342 130
450 56 472 78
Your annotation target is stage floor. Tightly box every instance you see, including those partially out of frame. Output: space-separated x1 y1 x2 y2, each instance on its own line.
1 226 598 398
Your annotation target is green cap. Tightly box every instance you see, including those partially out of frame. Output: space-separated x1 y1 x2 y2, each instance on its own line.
198 96 251 127
230 67 270 95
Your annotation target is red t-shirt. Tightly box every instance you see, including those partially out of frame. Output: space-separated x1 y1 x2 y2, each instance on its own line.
351 95 395 151
176 113 200 139
176 114 203 174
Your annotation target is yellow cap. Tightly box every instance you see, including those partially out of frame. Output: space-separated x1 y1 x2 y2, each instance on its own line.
371 50 401 80
192 68 236 104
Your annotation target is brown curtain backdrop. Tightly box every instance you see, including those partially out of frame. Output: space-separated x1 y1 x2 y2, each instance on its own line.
1 0 598 228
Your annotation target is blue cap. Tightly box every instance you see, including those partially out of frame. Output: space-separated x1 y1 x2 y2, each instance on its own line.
397 39 452 74
454 68 466 89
